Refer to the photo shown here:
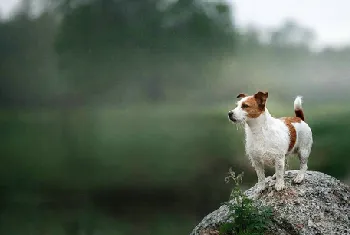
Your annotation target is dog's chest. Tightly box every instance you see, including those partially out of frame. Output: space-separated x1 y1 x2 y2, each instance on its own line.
245 126 289 158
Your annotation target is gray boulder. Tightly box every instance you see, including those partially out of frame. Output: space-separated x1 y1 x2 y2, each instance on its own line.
191 170 350 235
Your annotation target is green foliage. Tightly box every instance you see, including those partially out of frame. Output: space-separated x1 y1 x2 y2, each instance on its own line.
219 169 273 235
310 114 350 178
53 0 236 99
55 0 235 52
0 106 241 189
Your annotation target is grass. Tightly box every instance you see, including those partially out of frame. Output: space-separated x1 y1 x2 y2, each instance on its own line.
0 103 350 235
0 206 196 235
0 102 349 189
0 104 241 189
219 169 273 235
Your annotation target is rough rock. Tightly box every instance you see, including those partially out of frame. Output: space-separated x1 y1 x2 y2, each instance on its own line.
191 170 350 235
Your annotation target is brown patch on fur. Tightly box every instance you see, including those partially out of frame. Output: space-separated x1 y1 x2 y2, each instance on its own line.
242 96 265 118
237 93 247 98
254 91 268 110
295 109 305 121
241 91 268 119
280 117 302 151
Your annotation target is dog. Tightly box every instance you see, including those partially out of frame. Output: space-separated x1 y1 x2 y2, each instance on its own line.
228 91 313 192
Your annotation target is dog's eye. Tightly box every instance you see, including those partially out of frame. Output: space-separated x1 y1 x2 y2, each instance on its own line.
242 103 249 108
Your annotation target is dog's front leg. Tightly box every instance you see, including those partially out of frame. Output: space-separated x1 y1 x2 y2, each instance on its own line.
275 155 285 191
252 159 265 193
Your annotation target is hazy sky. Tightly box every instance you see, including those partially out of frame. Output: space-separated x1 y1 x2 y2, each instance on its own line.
232 0 350 49
1 0 350 49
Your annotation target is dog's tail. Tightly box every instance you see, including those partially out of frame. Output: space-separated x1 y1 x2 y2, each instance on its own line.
294 96 304 121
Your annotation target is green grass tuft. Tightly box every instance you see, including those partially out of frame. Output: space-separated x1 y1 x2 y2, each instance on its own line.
219 168 273 235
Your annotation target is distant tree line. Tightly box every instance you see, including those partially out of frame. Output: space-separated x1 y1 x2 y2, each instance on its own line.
1 0 350 106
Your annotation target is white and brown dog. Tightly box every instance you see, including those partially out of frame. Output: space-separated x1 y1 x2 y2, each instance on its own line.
228 91 313 192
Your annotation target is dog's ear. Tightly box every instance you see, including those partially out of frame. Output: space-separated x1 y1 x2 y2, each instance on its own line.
254 91 268 110
236 93 247 99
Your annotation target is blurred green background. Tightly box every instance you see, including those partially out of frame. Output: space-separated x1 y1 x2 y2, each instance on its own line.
0 0 350 234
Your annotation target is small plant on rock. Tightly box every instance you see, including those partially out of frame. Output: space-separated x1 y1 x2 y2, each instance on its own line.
219 168 273 235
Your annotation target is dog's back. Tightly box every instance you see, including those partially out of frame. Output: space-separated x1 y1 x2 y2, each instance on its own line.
280 96 313 155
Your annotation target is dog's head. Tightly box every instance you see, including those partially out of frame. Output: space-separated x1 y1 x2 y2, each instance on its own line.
228 91 268 123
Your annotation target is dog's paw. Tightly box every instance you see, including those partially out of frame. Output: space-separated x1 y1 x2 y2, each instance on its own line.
256 183 266 193
275 181 285 191
293 174 305 184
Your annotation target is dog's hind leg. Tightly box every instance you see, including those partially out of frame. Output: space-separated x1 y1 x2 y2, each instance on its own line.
294 148 309 183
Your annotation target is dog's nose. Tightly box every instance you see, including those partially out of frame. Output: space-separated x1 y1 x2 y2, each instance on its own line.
228 111 236 122
228 111 233 118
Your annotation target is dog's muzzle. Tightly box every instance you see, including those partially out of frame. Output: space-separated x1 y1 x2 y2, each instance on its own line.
228 111 237 122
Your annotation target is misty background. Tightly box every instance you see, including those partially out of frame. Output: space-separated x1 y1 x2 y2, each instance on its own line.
0 0 350 234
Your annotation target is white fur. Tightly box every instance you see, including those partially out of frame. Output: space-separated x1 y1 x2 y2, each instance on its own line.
229 96 313 192
294 96 303 110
